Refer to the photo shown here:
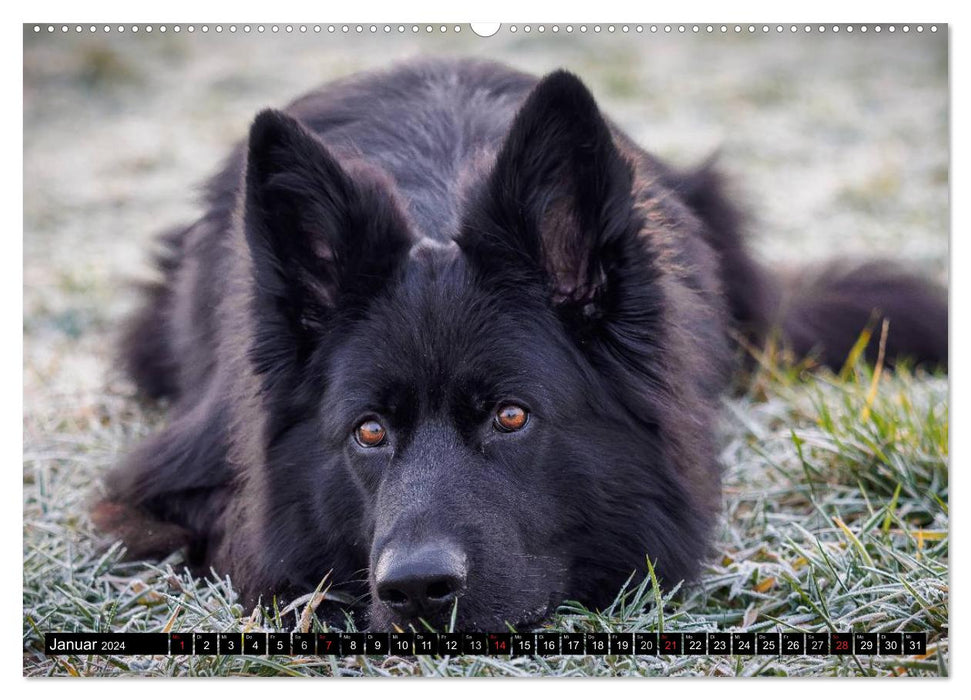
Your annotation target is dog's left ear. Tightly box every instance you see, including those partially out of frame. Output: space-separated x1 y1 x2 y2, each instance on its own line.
459 71 646 330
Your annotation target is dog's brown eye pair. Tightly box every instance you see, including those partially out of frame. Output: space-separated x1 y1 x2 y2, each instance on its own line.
356 405 527 446
494 404 529 432
355 419 387 448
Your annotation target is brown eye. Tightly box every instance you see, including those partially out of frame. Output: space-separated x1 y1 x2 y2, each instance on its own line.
494 404 528 432
355 419 387 447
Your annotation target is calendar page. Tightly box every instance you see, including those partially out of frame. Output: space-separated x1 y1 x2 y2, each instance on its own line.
23 18 948 678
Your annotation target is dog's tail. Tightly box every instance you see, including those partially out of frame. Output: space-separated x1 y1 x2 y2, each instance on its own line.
774 262 948 370
671 162 948 371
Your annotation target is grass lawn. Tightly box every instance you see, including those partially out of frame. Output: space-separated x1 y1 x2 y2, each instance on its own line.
23 350 949 677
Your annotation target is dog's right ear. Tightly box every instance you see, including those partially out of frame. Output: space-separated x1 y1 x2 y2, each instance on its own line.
244 110 412 378
457 72 652 333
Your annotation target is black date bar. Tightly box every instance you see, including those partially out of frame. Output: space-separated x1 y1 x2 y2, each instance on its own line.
41 631 929 656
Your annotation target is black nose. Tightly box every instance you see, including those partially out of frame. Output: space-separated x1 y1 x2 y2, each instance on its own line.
374 542 467 619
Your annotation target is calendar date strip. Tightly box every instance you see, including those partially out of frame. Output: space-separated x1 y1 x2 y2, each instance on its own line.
44 631 928 657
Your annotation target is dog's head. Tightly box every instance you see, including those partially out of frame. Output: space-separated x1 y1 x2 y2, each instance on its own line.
241 71 718 631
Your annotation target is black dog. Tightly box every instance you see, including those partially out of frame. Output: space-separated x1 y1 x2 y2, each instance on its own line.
94 59 947 632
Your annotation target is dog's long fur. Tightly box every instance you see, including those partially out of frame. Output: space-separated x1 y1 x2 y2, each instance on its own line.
95 59 947 631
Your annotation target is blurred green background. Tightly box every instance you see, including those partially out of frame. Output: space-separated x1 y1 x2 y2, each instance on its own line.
24 25 948 415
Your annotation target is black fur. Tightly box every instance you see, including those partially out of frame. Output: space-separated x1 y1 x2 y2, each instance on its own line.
95 59 947 631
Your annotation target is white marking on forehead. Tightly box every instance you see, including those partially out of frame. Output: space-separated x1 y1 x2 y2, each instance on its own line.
409 237 459 261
